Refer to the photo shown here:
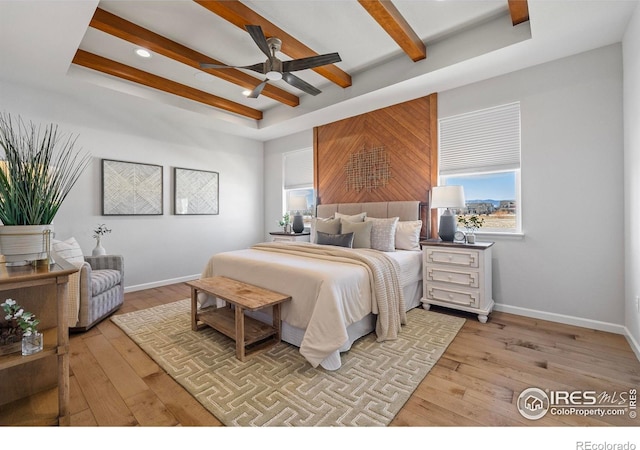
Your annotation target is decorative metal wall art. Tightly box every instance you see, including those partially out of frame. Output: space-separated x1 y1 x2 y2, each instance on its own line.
344 145 391 191
174 167 219 215
102 159 163 215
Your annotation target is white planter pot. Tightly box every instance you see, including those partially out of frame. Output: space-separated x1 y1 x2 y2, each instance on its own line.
0 224 54 264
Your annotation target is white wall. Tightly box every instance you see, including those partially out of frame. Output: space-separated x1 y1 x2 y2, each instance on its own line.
0 79 264 290
263 130 313 241
623 3 640 356
440 44 625 331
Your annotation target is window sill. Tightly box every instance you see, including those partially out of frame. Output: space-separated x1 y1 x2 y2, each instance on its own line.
474 231 524 240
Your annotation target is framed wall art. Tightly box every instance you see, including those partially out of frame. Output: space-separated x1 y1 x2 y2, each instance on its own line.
102 159 163 215
174 167 219 215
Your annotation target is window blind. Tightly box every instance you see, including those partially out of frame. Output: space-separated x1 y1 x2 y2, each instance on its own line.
284 148 313 190
439 102 521 176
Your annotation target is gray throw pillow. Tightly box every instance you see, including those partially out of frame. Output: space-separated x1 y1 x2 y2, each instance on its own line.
311 217 341 243
316 231 354 248
365 217 399 252
340 219 373 248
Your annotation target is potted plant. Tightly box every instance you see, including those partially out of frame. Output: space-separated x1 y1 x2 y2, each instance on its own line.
0 113 90 264
92 223 111 256
278 212 291 233
457 215 485 244
0 298 41 355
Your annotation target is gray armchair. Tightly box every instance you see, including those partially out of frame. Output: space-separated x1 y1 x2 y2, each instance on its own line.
72 255 124 332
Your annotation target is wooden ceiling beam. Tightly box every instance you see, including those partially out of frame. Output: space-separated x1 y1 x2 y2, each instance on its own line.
89 8 299 107
358 0 426 62
194 0 352 89
508 0 530 26
72 49 263 120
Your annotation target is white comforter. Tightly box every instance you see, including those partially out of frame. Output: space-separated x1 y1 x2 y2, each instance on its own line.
199 242 406 367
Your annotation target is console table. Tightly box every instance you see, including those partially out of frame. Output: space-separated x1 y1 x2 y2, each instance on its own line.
0 258 77 425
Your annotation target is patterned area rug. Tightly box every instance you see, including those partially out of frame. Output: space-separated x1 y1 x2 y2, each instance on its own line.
112 299 465 426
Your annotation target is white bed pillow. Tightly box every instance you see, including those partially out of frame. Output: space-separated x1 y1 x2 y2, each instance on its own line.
340 219 373 248
310 217 341 243
364 217 399 252
395 220 422 251
334 211 366 222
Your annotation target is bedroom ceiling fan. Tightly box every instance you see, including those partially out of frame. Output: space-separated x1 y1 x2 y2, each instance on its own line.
199 25 342 99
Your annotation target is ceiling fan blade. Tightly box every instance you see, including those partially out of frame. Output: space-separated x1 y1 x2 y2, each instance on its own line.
247 79 269 98
282 72 321 96
199 63 235 69
282 53 342 72
245 25 272 58
200 62 265 74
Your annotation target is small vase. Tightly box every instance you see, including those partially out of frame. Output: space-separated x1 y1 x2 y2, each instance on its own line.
92 237 106 256
22 331 43 356
466 233 476 244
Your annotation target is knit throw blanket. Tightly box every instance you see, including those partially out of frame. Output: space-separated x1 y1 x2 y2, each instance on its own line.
251 242 407 342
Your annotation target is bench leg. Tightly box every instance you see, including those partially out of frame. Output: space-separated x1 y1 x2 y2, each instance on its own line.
235 305 245 361
190 287 198 331
273 304 282 342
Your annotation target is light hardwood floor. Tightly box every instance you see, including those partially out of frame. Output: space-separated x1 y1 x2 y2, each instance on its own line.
67 283 640 427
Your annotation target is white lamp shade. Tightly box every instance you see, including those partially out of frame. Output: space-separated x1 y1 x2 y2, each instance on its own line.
430 185 465 209
289 196 308 212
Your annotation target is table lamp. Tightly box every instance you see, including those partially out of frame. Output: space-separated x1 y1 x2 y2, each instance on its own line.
289 196 308 233
431 185 465 241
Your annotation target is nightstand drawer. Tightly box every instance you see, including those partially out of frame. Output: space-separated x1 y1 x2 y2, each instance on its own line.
426 285 480 308
426 248 479 268
426 267 479 288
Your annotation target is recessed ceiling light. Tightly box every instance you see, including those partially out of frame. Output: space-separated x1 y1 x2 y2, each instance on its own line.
135 48 152 58
242 89 252 97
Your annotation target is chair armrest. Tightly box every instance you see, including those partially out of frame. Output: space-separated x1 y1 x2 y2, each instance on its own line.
84 255 124 275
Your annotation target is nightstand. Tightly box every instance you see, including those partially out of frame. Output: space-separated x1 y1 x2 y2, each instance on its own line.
420 239 495 323
269 231 310 242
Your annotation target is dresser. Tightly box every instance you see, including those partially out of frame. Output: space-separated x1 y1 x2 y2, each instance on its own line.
421 240 494 323
269 231 310 242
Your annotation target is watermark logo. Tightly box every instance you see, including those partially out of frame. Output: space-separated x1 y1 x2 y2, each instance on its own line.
517 387 637 420
517 387 550 420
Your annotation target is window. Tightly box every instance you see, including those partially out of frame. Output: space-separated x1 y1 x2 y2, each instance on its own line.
439 102 521 233
283 148 314 217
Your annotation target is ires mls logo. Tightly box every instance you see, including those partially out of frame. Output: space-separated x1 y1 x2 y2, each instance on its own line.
517 387 550 420
517 387 637 420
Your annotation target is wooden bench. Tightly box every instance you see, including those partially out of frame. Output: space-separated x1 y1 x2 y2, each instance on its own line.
187 276 291 361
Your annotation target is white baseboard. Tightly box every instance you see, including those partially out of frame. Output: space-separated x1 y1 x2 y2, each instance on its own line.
124 274 199 293
623 327 640 362
493 303 627 335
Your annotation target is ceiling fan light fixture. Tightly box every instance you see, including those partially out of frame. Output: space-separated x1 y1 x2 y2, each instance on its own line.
266 70 282 81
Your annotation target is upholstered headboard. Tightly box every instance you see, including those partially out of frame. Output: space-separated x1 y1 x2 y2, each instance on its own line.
317 201 420 221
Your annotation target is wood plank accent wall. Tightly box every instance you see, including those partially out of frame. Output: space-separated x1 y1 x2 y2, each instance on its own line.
313 93 439 237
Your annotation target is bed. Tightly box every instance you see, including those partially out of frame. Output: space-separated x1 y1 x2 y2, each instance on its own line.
199 201 424 370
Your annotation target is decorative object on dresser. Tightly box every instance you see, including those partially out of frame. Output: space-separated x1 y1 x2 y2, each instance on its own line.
278 212 291 233
92 223 111 256
430 185 465 242
289 195 307 233
421 239 495 323
269 231 310 242
457 214 485 244
0 258 78 426
0 113 90 265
